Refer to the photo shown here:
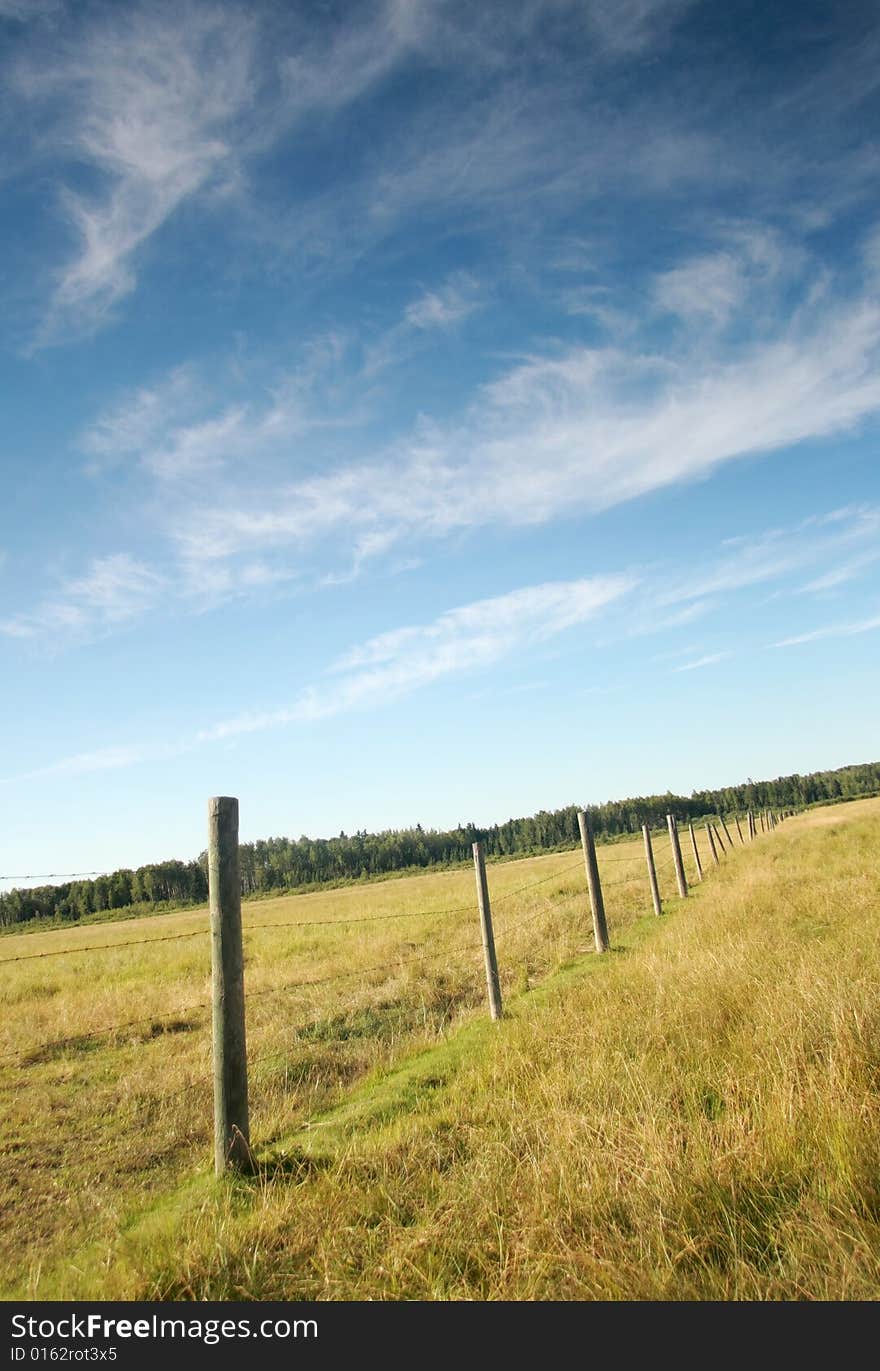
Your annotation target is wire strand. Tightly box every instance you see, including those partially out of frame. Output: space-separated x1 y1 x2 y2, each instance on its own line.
601 873 646 891
0 859 582 964
490 859 583 905
0 927 208 965
0 871 106 881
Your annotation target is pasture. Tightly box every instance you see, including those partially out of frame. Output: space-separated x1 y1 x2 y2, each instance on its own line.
2 800 879 1299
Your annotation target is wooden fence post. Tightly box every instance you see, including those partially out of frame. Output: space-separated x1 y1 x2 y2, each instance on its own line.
209 796 250 1177
666 814 688 899
735 814 745 844
760 811 766 833
713 820 726 854
688 821 703 882
578 812 610 951
748 810 755 840
706 821 720 867
643 824 663 915
720 816 734 848
472 842 502 1021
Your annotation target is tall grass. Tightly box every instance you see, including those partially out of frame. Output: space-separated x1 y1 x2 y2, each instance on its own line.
2 802 879 1299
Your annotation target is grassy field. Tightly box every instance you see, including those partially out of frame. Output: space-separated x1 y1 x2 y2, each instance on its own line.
2 802 878 1300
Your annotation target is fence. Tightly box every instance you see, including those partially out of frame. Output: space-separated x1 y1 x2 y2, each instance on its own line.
0 802 794 1191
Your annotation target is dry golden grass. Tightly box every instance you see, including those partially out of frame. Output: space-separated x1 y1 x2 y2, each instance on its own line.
3 804 878 1300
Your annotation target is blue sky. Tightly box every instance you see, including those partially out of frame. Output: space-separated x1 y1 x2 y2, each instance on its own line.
2 0 880 888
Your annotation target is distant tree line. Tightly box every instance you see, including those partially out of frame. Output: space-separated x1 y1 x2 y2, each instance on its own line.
0 860 208 928
3 760 878 929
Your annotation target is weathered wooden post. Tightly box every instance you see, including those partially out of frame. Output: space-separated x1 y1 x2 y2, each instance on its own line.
706 821 720 867
713 821 726 855
720 816 734 848
472 841 502 1021
643 824 663 915
760 810 766 833
209 796 250 1177
688 821 703 882
578 811 610 951
735 814 745 844
666 814 688 899
748 810 755 840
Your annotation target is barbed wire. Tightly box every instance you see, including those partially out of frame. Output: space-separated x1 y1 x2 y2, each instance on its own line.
0 843 607 889
0 820 764 893
0 904 470 966
0 927 208 965
601 873 646 890
2 839 710 1068
247 933 488 1006
0 856 588 965
246 902 474 934
490 859 584 905
3 901 543 1146
0 822 786 1162
0 871 106 882
0 923 493 1068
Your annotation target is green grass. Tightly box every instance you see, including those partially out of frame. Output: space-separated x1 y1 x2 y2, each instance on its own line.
2 802 879 1299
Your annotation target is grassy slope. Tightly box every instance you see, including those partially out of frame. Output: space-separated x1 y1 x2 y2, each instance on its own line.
4 802 880 1299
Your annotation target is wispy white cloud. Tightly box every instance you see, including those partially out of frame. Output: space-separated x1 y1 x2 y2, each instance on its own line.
361 273 481 379
657 507 880 609
202 572 639 736
11 2 497 343
14 4 259 340
616 599 715 645
3 570 637 779
654 252 745 326
772 614 880 649
0 554 165 639
5 499 879 778
5 0 879 352
404 275 480 330
583 0 697 55
602 505 880 649
653 225 792 332
167 288 880 572
81 364 204 472
672 651 729 672
797 548 880 594
275 0 424 120
0 739 195 785
80 338 359 485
